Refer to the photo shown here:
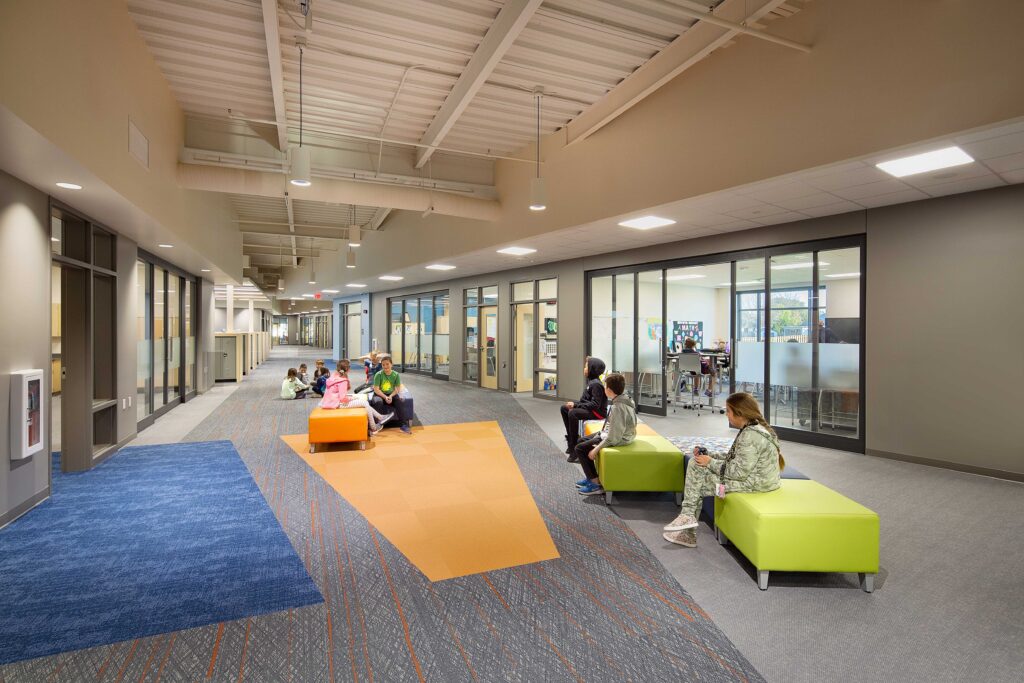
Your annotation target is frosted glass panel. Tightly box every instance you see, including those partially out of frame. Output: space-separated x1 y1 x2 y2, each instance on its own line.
769 342 812 388
820 344 859 390
590 276 613 367
735 342 765 383
613 275 634 376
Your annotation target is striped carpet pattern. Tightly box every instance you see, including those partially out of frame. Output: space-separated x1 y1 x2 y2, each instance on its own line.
0 349 763 682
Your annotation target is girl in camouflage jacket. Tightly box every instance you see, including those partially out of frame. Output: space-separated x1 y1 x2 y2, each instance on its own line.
663 392 782 547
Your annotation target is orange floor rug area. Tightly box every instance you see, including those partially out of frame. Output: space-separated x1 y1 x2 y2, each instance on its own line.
281 421 559 581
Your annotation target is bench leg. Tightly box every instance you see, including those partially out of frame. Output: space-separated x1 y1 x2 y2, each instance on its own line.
674 492 683 506
604 490 615 505
309 443 315 454
717 528 728 546
859 573 875 593
757 570 769 591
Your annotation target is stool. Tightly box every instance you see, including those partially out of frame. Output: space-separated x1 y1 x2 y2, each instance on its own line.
308 407 368 452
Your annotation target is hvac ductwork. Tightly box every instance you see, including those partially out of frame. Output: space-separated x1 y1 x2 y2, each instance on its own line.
177 163 501 222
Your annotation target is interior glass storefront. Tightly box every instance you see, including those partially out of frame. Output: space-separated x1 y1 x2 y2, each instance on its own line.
389 291 450 380
511 278 559 399
587 236 864 451
136 256 198 430
299 312 333 349
463 286 498 388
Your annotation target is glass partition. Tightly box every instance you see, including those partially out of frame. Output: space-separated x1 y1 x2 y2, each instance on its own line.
464 289 479 383
419 296 433 372
537 299 558 397
404 299 419 370
390 301 402 363
434 294 450 377
613 275 634 381
636 270 663 409
184 279 194 395
734 258 766 417
167 276 181 402
388 291 450 379
136 260 151 420
153 267 166 410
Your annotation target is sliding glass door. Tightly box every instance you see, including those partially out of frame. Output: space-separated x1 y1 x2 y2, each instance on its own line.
388 291 450 380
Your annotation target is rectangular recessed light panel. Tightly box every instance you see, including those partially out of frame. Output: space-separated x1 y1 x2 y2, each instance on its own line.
876 146 974 177
346 283 367 288
426 264 456 271
497 247 537 256
379 275 404 281
618 216 676 230
321 289 340 294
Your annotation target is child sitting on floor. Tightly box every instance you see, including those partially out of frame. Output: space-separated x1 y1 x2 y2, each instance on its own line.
319 360 393 434
573 372 637 497
311 366 330 396
298 363 310 385
281 368 309 400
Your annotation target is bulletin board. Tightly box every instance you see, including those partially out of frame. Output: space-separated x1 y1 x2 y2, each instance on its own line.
671 321 703 349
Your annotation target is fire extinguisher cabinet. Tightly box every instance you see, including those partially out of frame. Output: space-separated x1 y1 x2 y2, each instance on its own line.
10 369 45 460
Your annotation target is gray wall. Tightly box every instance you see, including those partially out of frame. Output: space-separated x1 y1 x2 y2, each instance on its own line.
371 187 1024 479
198 279 215 393
116 235 138 443
866 185 1024 477
0 171 52 524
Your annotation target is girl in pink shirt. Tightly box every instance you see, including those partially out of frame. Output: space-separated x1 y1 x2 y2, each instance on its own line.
320 360 392 433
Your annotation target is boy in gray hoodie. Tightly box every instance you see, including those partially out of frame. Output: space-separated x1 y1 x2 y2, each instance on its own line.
575 373 637 496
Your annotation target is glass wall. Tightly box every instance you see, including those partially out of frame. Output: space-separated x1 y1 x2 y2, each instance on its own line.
153 266 166 411
587 237 864 450
509 278 560 398
185 279 195 395
388 291 450 379
136 260 151 421
167 276 181 402
463 288 479 383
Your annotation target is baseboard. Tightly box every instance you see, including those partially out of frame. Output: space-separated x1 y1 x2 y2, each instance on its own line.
0 486 50 529
867 448 1024 483
91 435 136 467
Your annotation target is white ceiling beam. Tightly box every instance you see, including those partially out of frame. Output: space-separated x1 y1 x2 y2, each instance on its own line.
260 0 290 152
241 224 350 240
666 0 812 53
369 207 392 231
414 0 543 168
566 0 806 146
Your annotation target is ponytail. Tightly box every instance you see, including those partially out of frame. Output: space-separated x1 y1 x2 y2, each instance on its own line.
726 392 784 471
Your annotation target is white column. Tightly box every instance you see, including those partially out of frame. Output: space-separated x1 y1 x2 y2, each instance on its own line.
248 300 255 332
226 285 234 332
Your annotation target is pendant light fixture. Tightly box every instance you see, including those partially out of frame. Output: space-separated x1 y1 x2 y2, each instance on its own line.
290 42 312 187
346 248 356 269
529 86 546 211
348 204 360 247
307 237 317 285
278 239 284 290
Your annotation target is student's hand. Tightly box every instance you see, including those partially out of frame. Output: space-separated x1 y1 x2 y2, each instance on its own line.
385 395 392 404
588 447 598 461
693 446 702 457
695 454 711 467
565 401 574 409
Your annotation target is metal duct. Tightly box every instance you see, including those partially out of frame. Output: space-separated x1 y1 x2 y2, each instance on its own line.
177 163 501 222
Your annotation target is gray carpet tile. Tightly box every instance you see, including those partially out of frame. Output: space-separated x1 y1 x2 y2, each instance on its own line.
1 349 763 682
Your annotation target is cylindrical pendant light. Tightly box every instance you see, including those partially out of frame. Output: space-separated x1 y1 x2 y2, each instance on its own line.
346 248 356 269
528 86 546 211
348 224 361 247
290 44 312 187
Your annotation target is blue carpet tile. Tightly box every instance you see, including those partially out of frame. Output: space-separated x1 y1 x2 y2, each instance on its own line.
0 440 323 665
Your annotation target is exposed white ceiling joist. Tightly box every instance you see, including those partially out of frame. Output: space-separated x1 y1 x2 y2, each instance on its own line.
240 223 353 240
369 207 392 231
566 0 807 146
414 0 544 169
259 0 289 151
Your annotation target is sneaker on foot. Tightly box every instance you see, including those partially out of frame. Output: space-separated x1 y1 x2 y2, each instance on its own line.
370 423 384 435
378 412 396 424
663 513 698 532
575 478 589 487
399 423 412 434
566 453 579 463
577 481 603 496
663 529 697 547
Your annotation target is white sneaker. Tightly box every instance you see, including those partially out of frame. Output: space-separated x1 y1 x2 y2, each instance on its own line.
663 514 698 532
663 529 697 547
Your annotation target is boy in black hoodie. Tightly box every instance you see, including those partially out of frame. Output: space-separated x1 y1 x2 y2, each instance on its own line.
560 356 608 459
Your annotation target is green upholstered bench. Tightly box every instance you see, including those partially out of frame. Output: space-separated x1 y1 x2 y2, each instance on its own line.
714 479 879 592
597 434 685 506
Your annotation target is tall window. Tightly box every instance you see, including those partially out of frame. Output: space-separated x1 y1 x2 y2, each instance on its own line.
136 260 151 421
388 292 450 379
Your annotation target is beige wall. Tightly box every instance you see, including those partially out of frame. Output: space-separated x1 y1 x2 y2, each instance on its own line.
0 171 52 523
0 0 242 280
866 185 1024 476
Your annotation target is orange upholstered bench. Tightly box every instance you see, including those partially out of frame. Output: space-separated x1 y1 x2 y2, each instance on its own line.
308 407 368 452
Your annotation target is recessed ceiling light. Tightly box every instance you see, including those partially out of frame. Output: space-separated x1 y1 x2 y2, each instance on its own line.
158 243 174 249
771 261 829 270
55 182 82 190
379 275 404 281
302 294 314 298
201 268 211 272
346 283 367 288
51 237 60 242
876 146 973 177
426 264 456 271
826 272 861 278
497 247 537 256
665 274 706 281
618 216 676 230
321 288 340 294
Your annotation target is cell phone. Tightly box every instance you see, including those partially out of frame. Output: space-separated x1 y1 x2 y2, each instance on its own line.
697 447 709 455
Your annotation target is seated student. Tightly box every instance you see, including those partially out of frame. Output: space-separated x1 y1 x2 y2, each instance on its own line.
681 337 715 398
370 355 412 434
297 363 310 386
280 368 309 400
354 350 382 394
314 359 325 375
560 356 608 460
662 392 783 548
573 373 636 496
320 360 392 433
311 366 330 396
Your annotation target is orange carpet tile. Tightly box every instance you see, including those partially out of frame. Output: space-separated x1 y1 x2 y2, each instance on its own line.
281 421 559 581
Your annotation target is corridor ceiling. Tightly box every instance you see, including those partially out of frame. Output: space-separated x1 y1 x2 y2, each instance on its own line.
127 0 809 290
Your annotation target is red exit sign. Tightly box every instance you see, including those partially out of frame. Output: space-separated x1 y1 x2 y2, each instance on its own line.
314 293 321 299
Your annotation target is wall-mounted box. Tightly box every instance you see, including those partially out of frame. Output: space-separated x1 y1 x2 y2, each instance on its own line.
10 369 45 460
